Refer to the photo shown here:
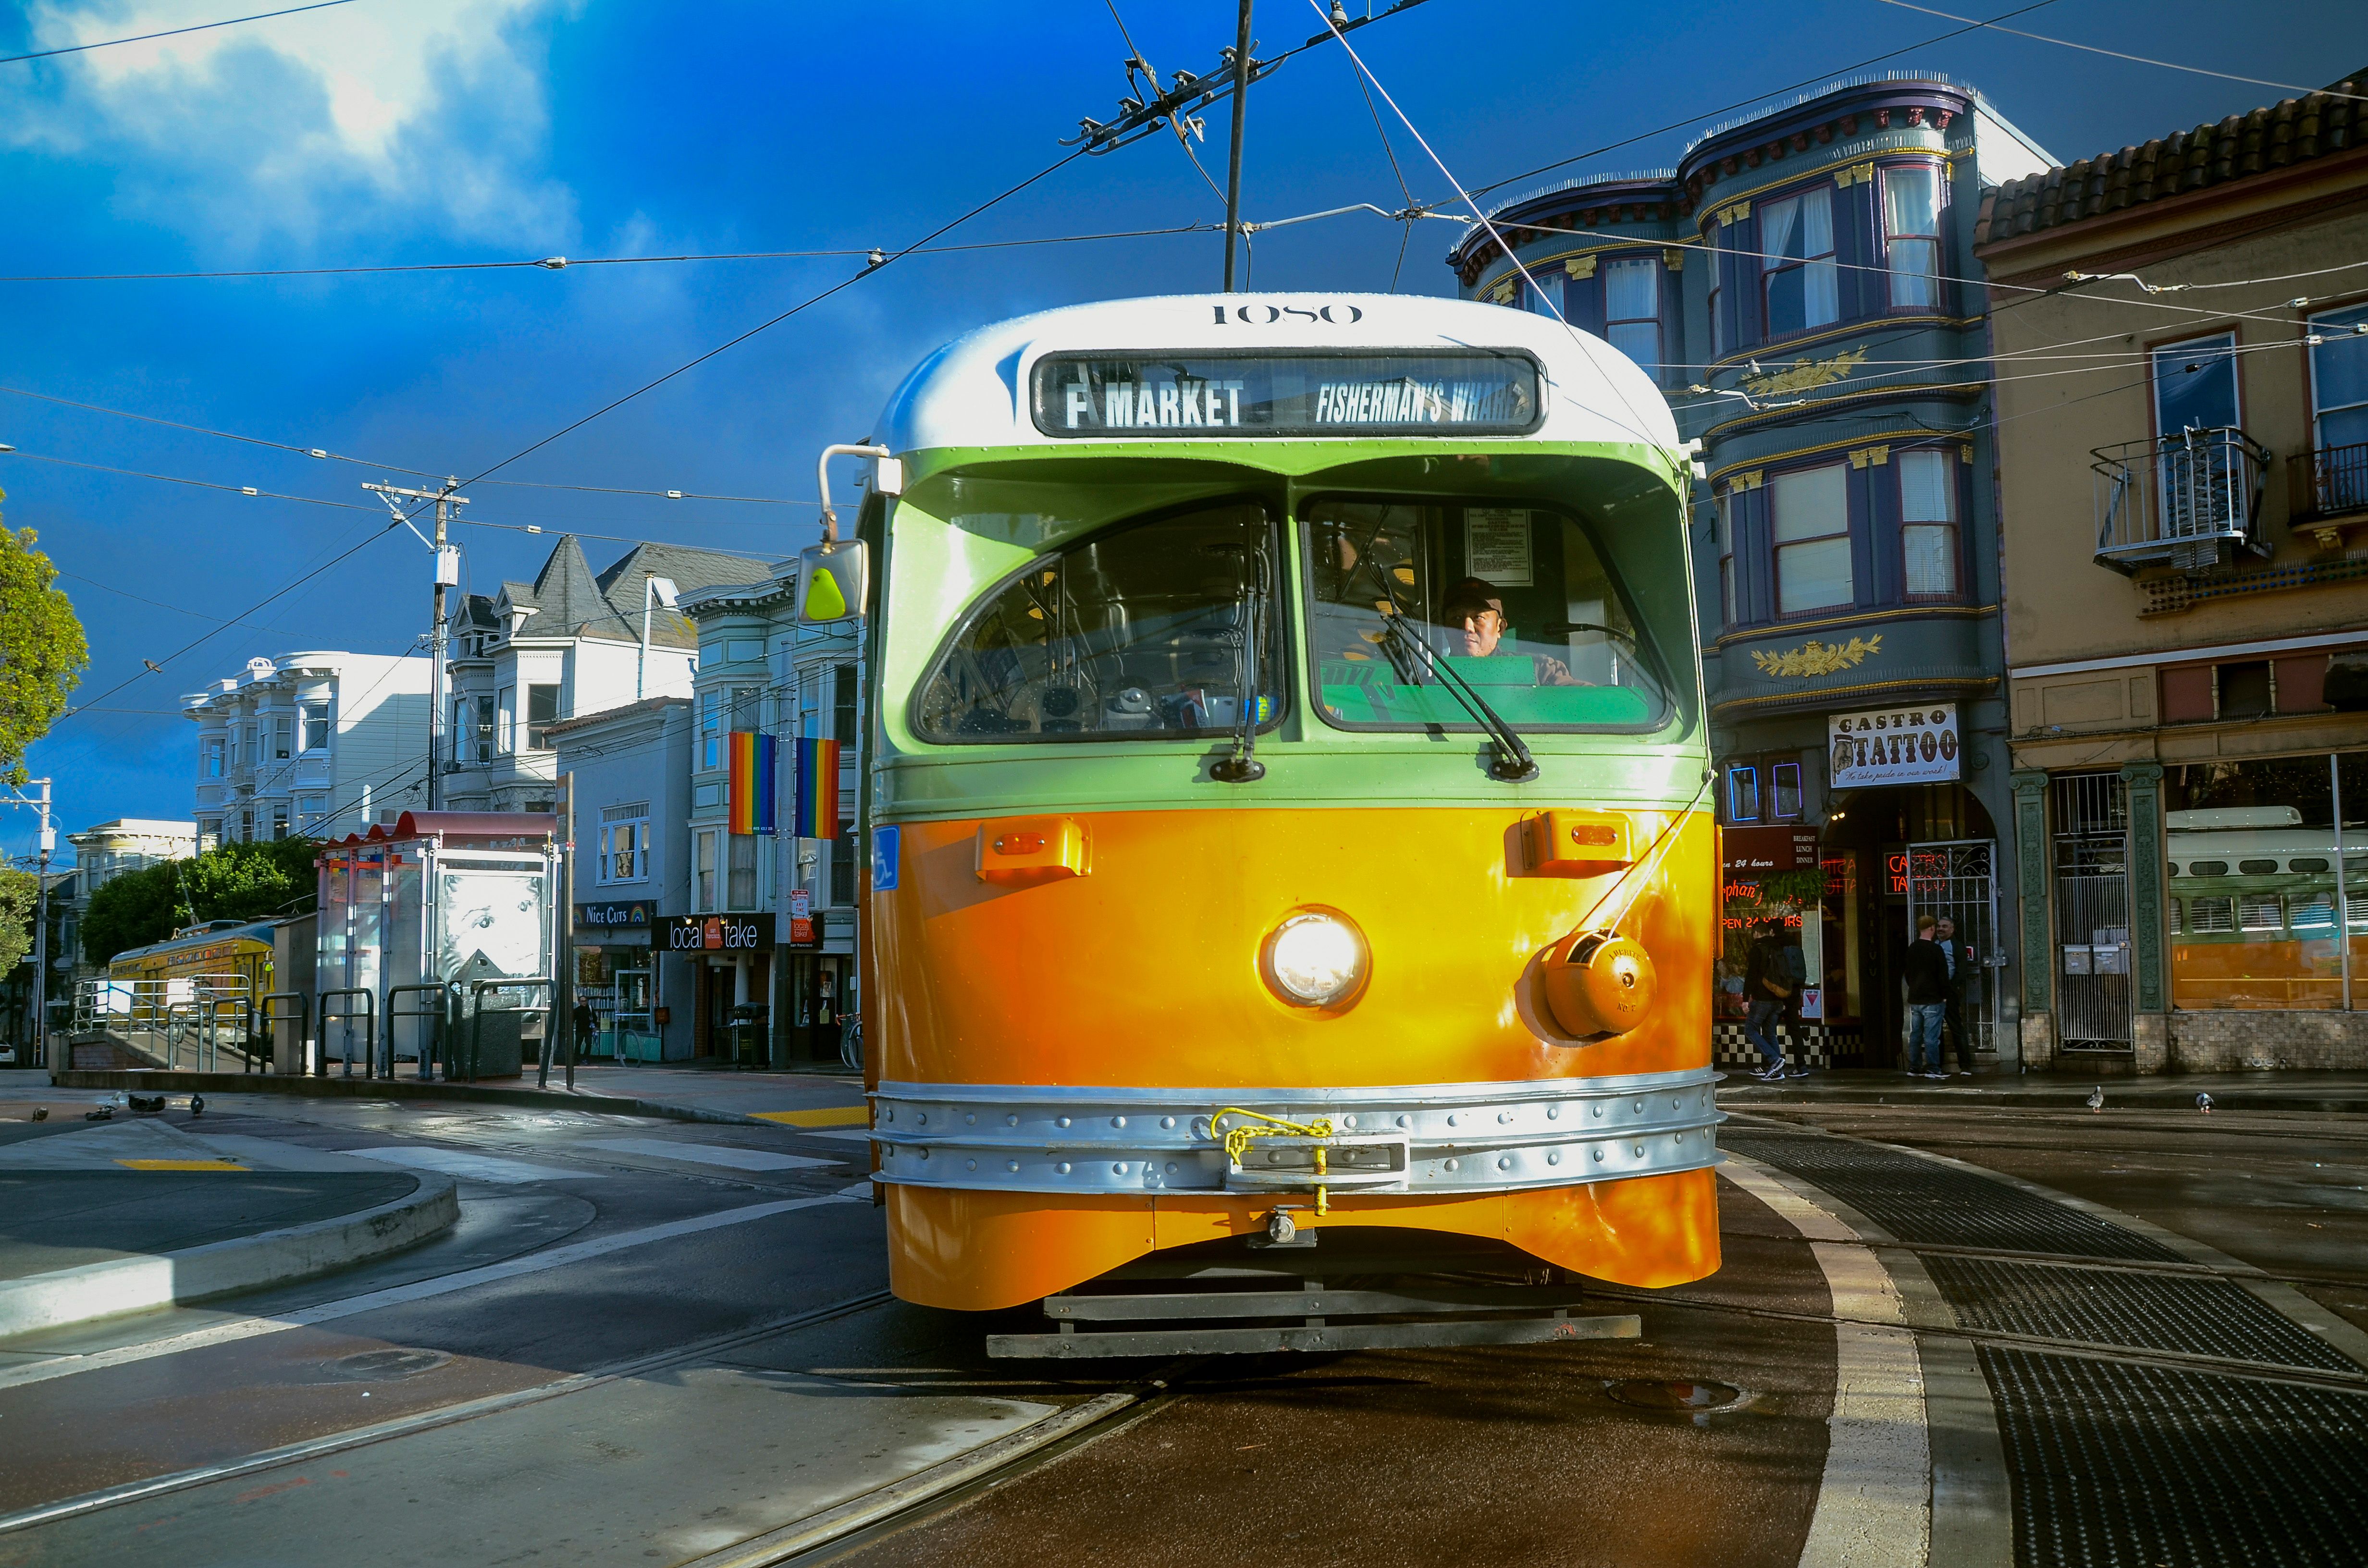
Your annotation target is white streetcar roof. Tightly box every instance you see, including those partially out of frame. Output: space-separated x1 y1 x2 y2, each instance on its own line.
876 292 1678 457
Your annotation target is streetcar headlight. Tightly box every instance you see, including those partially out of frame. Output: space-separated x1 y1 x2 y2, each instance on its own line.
1261 910 1369 1009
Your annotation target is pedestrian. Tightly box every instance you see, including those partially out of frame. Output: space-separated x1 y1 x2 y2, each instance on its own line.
1741 918 1796 1080
1902 913 1950 1079
1934 915 1976 1077
1777 924 1811 1075
572 996 595 1061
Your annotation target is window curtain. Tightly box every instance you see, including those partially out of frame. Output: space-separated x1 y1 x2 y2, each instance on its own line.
1883 167 1940 308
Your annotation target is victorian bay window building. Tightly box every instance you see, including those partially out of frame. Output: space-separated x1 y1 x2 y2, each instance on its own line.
681 556 867 1067
1452 73 2055 1070
1977 71 2368 1075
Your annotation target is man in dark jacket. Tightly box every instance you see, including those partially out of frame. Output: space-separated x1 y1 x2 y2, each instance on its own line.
1934 915 1976 1076
1741 919 1798 1079
1901 914 1950 1078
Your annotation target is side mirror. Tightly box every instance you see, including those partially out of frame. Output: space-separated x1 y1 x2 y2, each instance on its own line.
798 540 868 624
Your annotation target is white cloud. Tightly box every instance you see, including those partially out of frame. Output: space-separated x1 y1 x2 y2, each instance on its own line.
9 0 578 248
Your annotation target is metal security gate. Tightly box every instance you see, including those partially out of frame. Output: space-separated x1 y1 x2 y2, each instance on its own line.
1905 839 2001 1056
2052 773 2134 1052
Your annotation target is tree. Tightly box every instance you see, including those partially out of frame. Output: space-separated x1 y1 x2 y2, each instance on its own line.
0 507 90 783
78 838 322 966
0 866 34 977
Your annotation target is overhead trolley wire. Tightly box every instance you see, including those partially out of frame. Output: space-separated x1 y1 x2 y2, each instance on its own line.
1873 0 2368 105
0 0 362 66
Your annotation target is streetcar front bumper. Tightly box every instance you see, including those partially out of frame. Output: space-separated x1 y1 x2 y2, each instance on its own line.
869 1067 1722 1198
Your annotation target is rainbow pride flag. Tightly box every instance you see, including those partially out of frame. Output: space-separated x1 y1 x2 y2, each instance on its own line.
727 731 777 836
791 736 840 838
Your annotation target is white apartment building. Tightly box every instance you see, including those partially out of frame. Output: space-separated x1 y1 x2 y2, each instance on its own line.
183 651 432 845
442 536 765 813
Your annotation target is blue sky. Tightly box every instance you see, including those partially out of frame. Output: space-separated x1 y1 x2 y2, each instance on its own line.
5 0 2362 860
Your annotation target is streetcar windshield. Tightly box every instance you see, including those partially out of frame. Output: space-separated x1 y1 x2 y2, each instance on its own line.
913 501 1286 742
1303 498 1668 731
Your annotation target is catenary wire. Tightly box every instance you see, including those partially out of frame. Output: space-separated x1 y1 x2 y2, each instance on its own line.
1873 0 2368 105
0 222 1219 284
0 0 360 66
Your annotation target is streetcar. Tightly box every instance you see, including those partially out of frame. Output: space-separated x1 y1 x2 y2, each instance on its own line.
100 919 277 1036
2166 808 2368 1009
843 293 1719 1346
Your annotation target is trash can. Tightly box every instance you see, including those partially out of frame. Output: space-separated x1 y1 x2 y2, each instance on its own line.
727 1004 768 1069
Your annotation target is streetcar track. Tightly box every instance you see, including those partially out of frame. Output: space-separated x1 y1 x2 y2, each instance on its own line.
0 1290 897 1538
1709 1221 2368 1291
1585 1282 2368 1394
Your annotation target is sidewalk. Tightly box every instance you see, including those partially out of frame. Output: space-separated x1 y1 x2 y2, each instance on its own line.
41 1061 870 1130
1721 1067 2368 1113
0 1109 457 1336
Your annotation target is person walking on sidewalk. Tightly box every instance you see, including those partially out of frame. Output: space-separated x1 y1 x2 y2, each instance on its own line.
1902 913 1950 1079
1742 918 1800 1080
1935 915 1976 1077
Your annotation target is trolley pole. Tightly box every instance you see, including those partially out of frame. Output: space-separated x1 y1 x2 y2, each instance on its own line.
1221 0 1253 292
363 479 468 812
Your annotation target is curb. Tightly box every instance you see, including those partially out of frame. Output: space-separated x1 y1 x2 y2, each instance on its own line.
0 1173 461 1340
47 1069 785 1129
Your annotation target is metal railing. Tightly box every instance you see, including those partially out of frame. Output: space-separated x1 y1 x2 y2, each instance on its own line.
260 992 309 1074
2288 439 2368 523
386 982 454 1081
2092 426 2271 574
318 987 379 1078
199 994 255 1072
461 978 552 1083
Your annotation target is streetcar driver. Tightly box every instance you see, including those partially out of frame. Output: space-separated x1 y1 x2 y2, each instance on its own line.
1439 578 1587 686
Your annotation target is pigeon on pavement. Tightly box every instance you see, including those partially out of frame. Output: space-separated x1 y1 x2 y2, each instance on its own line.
2085 1085 2105 1114
84 1106 114 1121
30 1107 47 1122
128 1094 165 1115
188 1094 206 1117
2196 1092 2214 1114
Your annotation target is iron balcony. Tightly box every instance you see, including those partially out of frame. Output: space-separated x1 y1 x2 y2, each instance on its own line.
2091 427 2271 575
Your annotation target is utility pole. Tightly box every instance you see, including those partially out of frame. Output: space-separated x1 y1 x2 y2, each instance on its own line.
1221 0 1253 292
1059 1 1431 290
3 781 54 1065
544 770 575 1090
364 479 468 811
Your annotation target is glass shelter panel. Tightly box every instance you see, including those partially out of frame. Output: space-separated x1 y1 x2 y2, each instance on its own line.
1301 498 1670 731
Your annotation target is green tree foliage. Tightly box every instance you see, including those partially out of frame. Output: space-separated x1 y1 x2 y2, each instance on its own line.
79 838 322 966
0 866 34 976
0 507 91 783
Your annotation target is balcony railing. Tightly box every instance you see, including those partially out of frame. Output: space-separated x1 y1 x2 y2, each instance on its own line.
2091 427 2271 575
2288 440 2368 526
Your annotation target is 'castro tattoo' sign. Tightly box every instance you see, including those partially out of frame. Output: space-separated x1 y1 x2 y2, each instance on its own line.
1828 703 1959 787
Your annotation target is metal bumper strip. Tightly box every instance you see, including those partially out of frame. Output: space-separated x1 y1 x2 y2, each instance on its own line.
869 1067 1724 1197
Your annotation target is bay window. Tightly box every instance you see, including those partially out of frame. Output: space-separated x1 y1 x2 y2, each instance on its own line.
1761 187 1838 339
1715 489 1739 625
1603 257 1662 380
1771 463 1852 614
1899 450 1960 599
1882 165 1942 309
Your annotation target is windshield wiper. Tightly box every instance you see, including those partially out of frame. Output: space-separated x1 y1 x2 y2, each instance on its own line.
1207 534 1270 784
1375 611 1539 783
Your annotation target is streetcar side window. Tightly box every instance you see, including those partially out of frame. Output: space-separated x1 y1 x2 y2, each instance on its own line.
912 501 1286 743
1301 497 1669 732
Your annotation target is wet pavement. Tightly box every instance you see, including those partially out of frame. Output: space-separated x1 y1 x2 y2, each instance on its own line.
0 1077 2361 1565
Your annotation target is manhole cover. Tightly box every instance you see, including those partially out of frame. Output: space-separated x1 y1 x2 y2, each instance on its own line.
320 1348 452 1382
1606 1379 1748 1413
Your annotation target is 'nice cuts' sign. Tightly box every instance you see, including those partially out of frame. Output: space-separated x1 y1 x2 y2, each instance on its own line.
1828 703 1960 787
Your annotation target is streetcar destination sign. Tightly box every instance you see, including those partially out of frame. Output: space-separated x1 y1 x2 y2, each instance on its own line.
1030 351 1542 439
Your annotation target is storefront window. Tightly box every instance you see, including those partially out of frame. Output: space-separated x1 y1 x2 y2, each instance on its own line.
2164 751 2368 1011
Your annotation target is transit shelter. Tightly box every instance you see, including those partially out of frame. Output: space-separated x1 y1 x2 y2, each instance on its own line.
315 811 560 1075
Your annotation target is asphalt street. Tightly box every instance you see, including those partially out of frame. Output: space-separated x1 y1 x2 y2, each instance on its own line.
0 1083 2359 1567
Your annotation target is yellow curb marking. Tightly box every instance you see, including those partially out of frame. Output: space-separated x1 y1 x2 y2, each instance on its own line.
752 1107 868 1128
115 1159 246 1171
